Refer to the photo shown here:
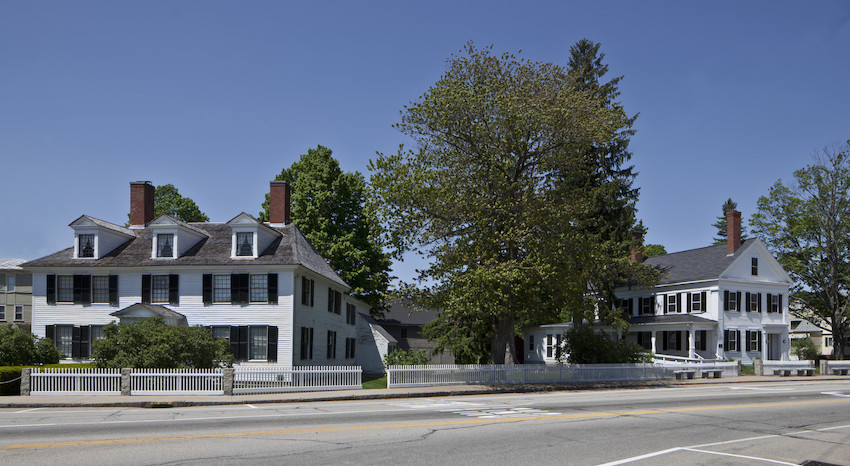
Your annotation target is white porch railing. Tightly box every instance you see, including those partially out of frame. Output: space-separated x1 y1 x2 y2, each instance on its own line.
31 368 122 396
652 354 723 364
660 362 740 377
130 368 223 395
386 364 675 388
233 365 362 394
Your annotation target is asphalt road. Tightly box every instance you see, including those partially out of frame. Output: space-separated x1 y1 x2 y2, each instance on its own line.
2 380 849 465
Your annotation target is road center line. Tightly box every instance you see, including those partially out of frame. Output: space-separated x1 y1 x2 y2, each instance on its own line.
4 397 850 450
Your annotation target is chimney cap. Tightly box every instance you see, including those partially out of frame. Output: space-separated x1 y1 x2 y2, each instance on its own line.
131 180 153 186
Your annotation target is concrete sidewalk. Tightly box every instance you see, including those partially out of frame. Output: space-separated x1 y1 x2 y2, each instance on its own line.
2 375 847 409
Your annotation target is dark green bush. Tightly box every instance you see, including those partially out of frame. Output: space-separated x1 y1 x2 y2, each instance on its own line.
0 366 22 396
563 327 651 364
384 348 430 366
0 324 62 366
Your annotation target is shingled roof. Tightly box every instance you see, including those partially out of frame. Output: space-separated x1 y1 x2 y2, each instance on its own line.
643 239 756 284
23 222 348 287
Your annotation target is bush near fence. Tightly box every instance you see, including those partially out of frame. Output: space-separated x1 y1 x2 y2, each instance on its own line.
0 367 22 396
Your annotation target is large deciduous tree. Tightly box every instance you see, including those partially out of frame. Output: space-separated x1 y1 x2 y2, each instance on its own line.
154 184 209 222
370 42 648 364
260 146 391 311
750 142 850 359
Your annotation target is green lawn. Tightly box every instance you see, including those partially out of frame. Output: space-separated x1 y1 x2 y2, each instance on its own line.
362 375 387 389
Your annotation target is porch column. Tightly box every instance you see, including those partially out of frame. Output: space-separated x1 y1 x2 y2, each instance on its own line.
650 331 657 354
762 330 768 361
688 328 696 359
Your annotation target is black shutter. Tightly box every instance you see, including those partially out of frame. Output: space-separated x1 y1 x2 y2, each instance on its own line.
232 274 248 304
141 275 151 304
80 326 90 358
662 331 668 351
71 326 81 358
701 292 707 312
310 280 315 306
676 293 681 313
723 330 729 350
45 325 55 343
203 274 213 305
328 288 334 313
723 290 729 311
229 326 239 358
238 326 249 360
46 275 56 305
301 277 308 305
73 275 85 304
686 293 692 313
267 273 278 304
300 327 307 359
109 275 119 306
267 326 278 362
80 275 91 305
778 294 783 312
758 293 762 312
736 330 741 352
169 274 179 305
745 292 751 312
699 330 707 351
758 331 762 352
736 292 742 311
309 328 314 359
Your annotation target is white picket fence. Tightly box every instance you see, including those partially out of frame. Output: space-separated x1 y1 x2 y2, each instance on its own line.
30 368 122 396
386 364 685 388
130 368 224 395
234 365 362 394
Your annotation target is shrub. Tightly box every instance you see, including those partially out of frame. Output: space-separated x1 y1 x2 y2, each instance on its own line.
0 324 62 366
563 327 651 364
384 348 430 366
790 337 819 361
91 317 234 368
0 366 22 396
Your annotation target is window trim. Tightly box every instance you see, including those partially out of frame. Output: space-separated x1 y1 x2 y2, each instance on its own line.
77 234 96 259
156 233 175 258
751 257 758 276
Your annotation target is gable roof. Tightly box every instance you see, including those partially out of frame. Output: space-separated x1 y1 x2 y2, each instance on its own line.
22 222 348 287
69 215 136 237
643 239 757 284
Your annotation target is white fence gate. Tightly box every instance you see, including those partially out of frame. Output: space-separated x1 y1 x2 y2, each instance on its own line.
130 368 224 395
234 365 362 394
30 368 122 396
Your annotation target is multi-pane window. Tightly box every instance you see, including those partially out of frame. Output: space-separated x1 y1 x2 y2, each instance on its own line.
151 275 170 303
157 234 174 258
236 232 253 256
212 327 230 341
213 275 231 303
546 334 554 358
725 291 740 311
528 335 535 351
250 327 268 360
747 330 761 352
327 330 337 359
725 330 739 352
90 325 105 355
695 330 705 351
749 292 760 312
14 306 22 321
767 294 781 313
689 292 706 313
57 275 74 302
666 294 679 314
56 326 73 357
751 257 758 276
639 296 654 315
7 274 14 291
0 306 4 320
78 234 95 258
346 303 356 325
328 289 342 314
250 274 268 302
92 276 110 303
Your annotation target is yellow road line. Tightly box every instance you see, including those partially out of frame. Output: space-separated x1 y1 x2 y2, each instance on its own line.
5 397 850 450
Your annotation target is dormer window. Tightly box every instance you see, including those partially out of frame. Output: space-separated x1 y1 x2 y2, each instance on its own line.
237 232 254 256
79 234 95 258
156 234 174 258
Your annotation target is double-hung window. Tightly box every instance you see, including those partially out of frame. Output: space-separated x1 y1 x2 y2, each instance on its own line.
666 294 679 314
346 303 356 325
57 275 74 302
746 292 761 312
236 232 253 256
327 330 337 359
639 296 654 315
91 276 110 303
0 306 4 320
78 234 95 258
150 275 170 303
213 275 231 303
345 338 356 359
249 327 268 360
546 334 554 358
300 327 314 360
689 292 706 313
55 325 74 357
249 274 268 302
328 289 342 314
14 306 23 321
301 277 314 306
767 293 782 313
724 291 741 311
156 234 174 258
751 258 759 276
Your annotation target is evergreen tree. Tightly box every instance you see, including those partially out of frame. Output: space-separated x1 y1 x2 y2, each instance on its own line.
712 198 746 244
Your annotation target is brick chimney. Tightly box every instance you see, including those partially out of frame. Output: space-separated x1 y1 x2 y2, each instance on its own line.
269 181 291 225
630 230 644 264
726 209 742 254
129 181 155 228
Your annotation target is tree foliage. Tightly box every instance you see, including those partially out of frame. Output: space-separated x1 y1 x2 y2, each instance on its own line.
0 324 62 366
562 327 651 364
712 198 746 244
643 244 666 257
383 348 430 366
91 317 233 368
750 142 850 359
259 146 391 311
790 337 819 361
154 184 209 222
371 41 652 364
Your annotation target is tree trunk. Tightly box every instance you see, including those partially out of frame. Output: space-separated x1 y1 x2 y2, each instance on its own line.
490 318 517 364
835 330 846 360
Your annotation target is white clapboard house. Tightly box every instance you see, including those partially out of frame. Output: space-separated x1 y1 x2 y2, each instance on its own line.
24 181 361 366
525 210 792 363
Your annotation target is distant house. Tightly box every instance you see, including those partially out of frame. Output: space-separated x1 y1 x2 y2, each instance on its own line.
789 318 850 359
23 181 362 366
525 210 792 363
0 258 32 332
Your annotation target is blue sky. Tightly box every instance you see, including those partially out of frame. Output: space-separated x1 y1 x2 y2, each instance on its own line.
2 1 849 283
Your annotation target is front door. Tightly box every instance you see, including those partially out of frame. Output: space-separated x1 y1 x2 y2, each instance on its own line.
767 334 781 360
